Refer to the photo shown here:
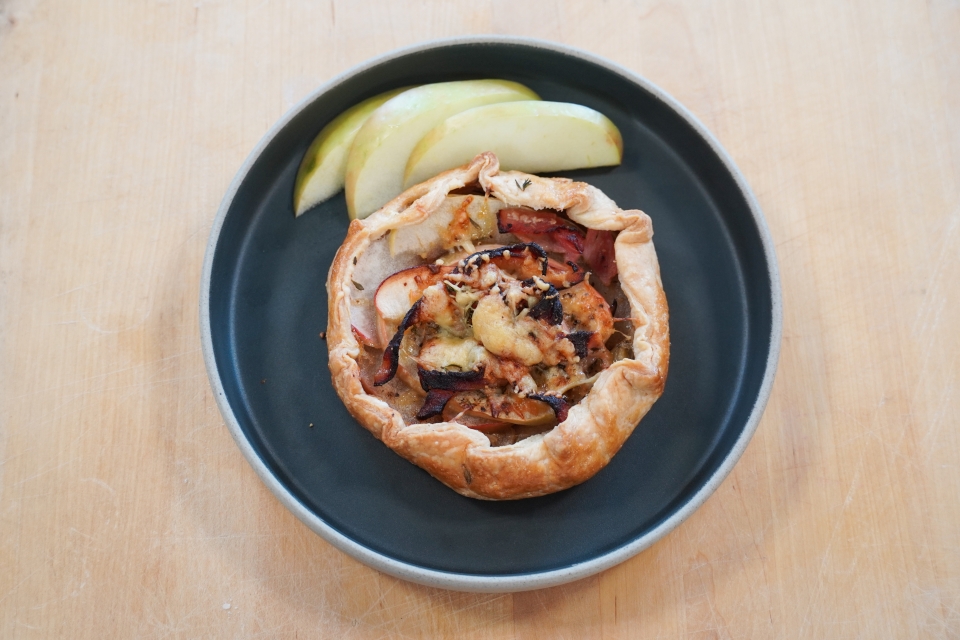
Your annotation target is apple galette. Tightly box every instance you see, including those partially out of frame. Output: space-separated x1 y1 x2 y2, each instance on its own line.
326 152 669 500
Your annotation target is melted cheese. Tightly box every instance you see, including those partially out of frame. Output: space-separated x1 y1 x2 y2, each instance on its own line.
471 293 545 366
419 336 488 371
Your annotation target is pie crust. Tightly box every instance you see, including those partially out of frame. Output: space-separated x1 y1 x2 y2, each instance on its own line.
327 153 669 500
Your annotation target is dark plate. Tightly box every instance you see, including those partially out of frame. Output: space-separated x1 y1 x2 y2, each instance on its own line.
200 37 781 592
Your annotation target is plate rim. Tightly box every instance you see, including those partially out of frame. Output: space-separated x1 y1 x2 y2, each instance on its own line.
199 34 783 593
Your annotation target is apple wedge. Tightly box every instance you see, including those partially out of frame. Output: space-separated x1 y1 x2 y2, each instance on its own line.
293 87 411 216
344 80 539 219
403 101 623 188
388 194 502 258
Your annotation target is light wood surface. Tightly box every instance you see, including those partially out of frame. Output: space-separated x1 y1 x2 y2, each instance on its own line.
2 0 959 637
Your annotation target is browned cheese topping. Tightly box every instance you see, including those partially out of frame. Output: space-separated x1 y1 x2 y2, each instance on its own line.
359 208 633 447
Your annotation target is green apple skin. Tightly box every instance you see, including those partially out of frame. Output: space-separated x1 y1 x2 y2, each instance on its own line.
344 80 539 219
403 101 623 188
293 87 411 217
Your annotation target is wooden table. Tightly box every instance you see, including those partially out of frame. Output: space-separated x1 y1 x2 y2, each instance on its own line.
2 1 958 637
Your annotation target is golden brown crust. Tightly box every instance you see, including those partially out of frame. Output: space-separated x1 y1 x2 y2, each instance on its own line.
327 153 669 499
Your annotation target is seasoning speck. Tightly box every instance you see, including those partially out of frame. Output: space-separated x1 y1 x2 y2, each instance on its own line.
260 379 266 384
309 423 314 428
222 603 231 610
318 331 326 340
352 256 357 265
352 280 364 291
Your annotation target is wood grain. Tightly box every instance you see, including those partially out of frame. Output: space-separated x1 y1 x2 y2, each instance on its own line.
1 0 958 637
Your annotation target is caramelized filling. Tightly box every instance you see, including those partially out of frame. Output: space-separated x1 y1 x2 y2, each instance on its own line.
358 205 633 446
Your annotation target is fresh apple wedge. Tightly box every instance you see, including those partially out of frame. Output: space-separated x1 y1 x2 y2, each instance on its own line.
293 87 411 216
403 101 623 188
344 80 539 219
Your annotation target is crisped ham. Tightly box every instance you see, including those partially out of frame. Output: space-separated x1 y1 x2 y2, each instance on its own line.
497 207 585 262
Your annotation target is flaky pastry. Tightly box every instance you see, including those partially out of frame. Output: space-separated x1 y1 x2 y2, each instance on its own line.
326 153 668 500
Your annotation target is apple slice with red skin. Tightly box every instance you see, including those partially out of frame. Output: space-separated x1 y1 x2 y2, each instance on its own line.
442 393 557 431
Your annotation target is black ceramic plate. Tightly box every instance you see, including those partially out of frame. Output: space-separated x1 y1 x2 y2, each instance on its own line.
201 37 781 592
